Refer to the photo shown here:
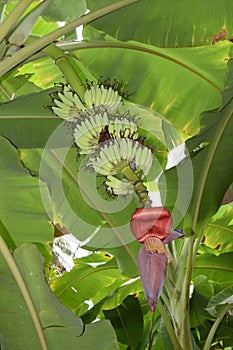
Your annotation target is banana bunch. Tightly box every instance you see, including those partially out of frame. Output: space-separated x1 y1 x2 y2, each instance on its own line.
86 138 153 180
51 82 154 197
52 84 122 121
84 85 122 113
52 85 85 120
73 113 110 154
135 143 154 175
105 175 134 195
108 117 138 139
72 111 139 155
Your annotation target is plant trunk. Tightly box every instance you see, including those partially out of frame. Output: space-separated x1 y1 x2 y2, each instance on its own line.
165 237 196 350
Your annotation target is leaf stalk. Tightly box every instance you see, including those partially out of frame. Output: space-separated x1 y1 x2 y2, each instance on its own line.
0 0 35 42
203 304 232 350
157 300 182 350
41 42 86 101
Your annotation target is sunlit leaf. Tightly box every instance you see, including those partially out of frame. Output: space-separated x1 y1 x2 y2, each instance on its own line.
193 253 233 286
203 207 233 253
0 72 40 102
8 1 50 46
77 39 231 136
81 278 142 324
86 0 233 47
50 256 129 315
159 56 233 232
42 0 87 23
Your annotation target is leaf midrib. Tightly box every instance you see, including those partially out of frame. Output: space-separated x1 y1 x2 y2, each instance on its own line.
193 265 233 273
207 223 233 234
58 40 223 91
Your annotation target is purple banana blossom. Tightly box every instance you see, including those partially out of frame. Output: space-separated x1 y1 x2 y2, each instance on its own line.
138 231 184 312
130 207 185 313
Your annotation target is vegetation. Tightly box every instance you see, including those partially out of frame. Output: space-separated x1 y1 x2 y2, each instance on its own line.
0 1 233 349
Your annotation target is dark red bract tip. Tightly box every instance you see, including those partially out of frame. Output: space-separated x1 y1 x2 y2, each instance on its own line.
130 207 172 242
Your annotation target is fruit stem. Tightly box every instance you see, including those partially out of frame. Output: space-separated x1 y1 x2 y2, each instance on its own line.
120 165 152 207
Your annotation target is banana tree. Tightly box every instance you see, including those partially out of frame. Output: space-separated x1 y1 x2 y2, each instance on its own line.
0 1 233 349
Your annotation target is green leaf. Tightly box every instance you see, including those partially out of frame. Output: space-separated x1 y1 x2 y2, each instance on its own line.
8 1 50 46
50 256 129 315
108 241 140 278
0 241 47 349
121 101 183 150
194 275 215 300
0 218 16 251
160 57 233 232
19 57 65 89
193 253 233 286
76 319 119 350
42 0 87 23
86 0 233 47
82 278 143 324
206 286 233 317
0 136 53 267
20 146 139 276
203 207 233 253
78 40 231 136
0 89 61 148
190 276 215 328
160 317 175 350
0 241 84 349
0 71 41 102
186 59 233 227
215 319 233 348
36 127 141 260
0 241 118 349
158 151 194 231
99 278 142 310
103 295 144 349
32 15 60 37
